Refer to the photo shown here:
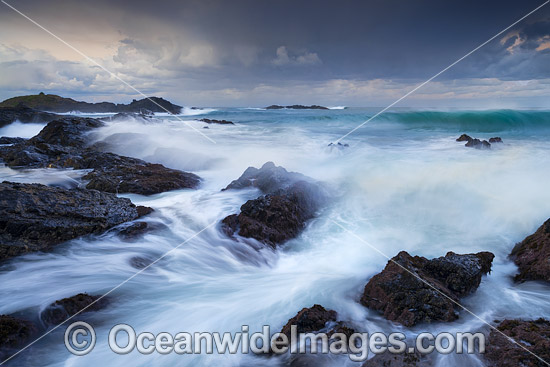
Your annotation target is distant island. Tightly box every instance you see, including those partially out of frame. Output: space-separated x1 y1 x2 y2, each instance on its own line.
0 93 182 114
265 104 329 110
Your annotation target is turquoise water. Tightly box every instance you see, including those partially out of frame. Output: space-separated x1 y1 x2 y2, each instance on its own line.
1 107 550 366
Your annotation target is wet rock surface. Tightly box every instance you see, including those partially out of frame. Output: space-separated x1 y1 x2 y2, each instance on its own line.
223 162 311 194
280 305 337 338
456 134 494 149
199 118 235 125
0 106 60 128
0 315 38 360
485 319 550 367
0 117 200 194
0 137 27 145
0 181 151 261
510 218 550 283
362 350 426 367
40 293 107 326
360 251 494 326
222 180 327 247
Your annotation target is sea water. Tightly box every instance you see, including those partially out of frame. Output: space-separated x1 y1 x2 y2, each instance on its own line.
1 107 550 366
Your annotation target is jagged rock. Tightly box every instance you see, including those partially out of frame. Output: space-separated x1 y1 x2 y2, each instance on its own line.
222 180 327 247
0 137 26 145
456 134 473 142
40 293 107 326
222 162 311 194
0 315 38 360
199 118 234 125
489 137 503 143
0 118 201 194
0 106 60 128
465 138 491 149
485 319 550 367
280 305 337 339
360 251 494 326
510 219 550 283
0 182 152 261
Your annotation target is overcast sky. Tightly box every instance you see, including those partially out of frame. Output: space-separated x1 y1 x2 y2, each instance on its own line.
1 0 549 107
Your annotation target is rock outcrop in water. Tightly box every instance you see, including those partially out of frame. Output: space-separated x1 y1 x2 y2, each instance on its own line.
360 251 494 326
199 118 235 125
485 319 550 367
223 162 311 194
0 117 200 194
510 218 550 283
0 181 152 261
456 134 502 149
222 179 327 247
40 293 107 326
0 315 38 360
265 105 329 110
280 305 337 339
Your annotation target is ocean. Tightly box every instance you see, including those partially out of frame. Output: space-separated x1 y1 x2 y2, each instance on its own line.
1 107 550 366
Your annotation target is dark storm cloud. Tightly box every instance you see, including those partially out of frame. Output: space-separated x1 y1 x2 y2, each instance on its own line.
1 0 549 105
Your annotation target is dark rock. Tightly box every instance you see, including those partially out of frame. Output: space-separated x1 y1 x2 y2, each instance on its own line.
40 293 107 326
0 181 150 261
280 305 337 339
456 134 473 142
0 315 38 360
0 137 26 145
0 106 60 128
360 251 494 326
129 256 155 269
83 161 200 195
465 138 491 149
30 117 104 148
510 219 550 283
199 118 234 125
363 350 426 367
0 94 182 114
223 162 311 194
265 105 329 110
0 118 201 194
222 180 327 247
485 319 550 367
489 137 503 143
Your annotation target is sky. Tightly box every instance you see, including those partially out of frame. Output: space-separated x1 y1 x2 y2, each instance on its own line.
0 0 549 107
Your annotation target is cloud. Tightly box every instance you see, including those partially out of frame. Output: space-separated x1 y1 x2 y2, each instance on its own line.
272 46 321 66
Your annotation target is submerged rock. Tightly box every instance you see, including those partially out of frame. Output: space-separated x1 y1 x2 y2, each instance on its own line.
360 251 494 326
222 162 311 194
199 118 234 125
489 137 503 143
222 180 327 247
465 138 491 149
0 181 152 261
510 218 550 283
40 293 107 326
0 315 38 360
485 319 550 367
